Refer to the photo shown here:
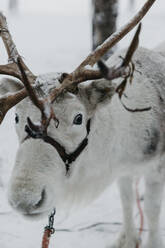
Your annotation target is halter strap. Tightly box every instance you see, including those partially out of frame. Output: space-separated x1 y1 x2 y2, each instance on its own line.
24 119 91 175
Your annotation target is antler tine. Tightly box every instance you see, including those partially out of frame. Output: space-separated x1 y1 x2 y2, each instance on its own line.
0 12 36 82
98 23 142 82
49 0 156 103
0 63 22 80
98 23 152 113
0 88 27 124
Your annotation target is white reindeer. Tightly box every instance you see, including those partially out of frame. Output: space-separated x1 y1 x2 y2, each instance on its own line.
0 0 164 247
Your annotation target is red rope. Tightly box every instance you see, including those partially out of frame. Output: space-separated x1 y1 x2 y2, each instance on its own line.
135 179 144 248
42 209 56 248
42 228 54 248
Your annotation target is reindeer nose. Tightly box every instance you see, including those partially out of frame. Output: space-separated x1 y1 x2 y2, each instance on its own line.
8 187 46 215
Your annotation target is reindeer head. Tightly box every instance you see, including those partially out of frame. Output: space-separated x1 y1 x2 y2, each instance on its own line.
0 0 156 218
5 74 116 218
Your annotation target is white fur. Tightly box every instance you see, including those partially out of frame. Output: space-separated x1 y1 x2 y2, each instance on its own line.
1 44 165 247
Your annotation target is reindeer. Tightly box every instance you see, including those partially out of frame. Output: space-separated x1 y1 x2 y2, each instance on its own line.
0 0 164 247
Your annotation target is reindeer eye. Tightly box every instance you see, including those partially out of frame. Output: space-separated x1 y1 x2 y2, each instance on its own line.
15 114 19 124
73 114 83 125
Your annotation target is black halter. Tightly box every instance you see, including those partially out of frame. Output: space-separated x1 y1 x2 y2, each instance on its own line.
24 119 91 175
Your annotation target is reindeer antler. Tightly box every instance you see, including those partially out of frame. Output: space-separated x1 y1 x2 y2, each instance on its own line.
49 0 156 103
0 12 55 128
0 12 36 123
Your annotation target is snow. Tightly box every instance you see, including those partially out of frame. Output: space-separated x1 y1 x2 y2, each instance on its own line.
0 0 165 247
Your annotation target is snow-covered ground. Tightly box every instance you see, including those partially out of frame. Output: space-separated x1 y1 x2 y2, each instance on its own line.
0 0 165 247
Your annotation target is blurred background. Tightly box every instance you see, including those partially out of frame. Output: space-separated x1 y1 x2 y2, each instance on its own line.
0 0 164 247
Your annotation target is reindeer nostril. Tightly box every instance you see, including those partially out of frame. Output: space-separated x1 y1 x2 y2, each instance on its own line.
34 189 46 209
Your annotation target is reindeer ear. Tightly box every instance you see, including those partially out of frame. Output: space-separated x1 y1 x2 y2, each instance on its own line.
0 77 23 95
78 79 116 110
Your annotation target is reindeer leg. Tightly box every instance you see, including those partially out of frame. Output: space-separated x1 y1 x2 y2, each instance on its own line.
110 176 139 248
143 172 165 248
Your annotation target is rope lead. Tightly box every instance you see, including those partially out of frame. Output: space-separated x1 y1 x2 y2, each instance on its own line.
42 209 56 248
